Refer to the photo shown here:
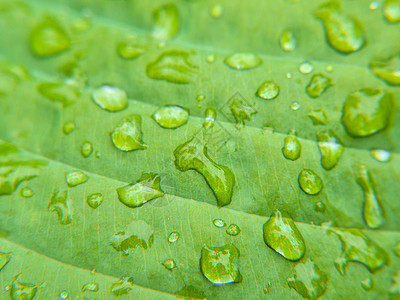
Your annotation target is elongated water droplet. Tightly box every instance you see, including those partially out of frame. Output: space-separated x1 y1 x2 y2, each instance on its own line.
146 50 198 84
299 170 323 195
282 130 301 161
370 54 400 86
153 3 179 40
203 107 217 129
92 85 128 112
299 61 314 74
280 30 296 51
256 81 280 100
152 105 188 129
308 109 328 126
81 141 93 158
226 224 241 236
162 259 176 271
213 219 226 228
62 121 75 135
224 53 262 70
200 244 242 285
342 88 393 137
60 291 68 299
20 187 33 198
263 210 306 261
111 277 134 296
81 283 98 293
30 16 70 57
361 277 373 291
315 1 365 53
168 232 179 243
48 189 72 225
174 137 235 207
111 115 147 151
117 40 145 60
287 259 328 299
10 277 37 300
229 96 257 129
317 130 344 170
210 4 223 18
306 74 332 98
357 166 384 229
37 82 79 107
117 173 164 208
384 0 400 23
86 193 103 209
66 171 88 187
0 252 11 271
290 101 301 111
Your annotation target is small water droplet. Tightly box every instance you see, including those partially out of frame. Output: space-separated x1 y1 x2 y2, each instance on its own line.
20 187 33 198
298 169 323 195
210 4 223 18
384 0 400 23
60 291 68 299
370 54 400 86
4 285 10 292
66 171 88 187
152 3 179 40
325 64 334 72
224 53 262 70
308 109 328 125
203 107 217 129
317 130 344 170
306 74 332 98
263 210 306 261
282 130 301 161
314 201 326 212
280 31 297 51
361 277 373 291
111 115 147 151
226 224 241 236
62 121 75 135
86 193 103 209
162 259 176 271
81 141 93 158
256 81 280 100
290 101 301 111
299 61 314 74
286 72 293 79
213 219 226 228
369 1 380 9
111 277 134 296
117 40 145 60
168 232 180 243
48 189 72 225
206 54 216 63
200 244 242 285
92 85 128 112
152 105 189 129
81 282 98 293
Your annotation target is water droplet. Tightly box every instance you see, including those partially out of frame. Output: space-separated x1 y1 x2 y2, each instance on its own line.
86 193 103 209
4 285 10 292
256 81 280 100
213 219 226 228
282 130 301 161
314 201 326 212
110 220 153 255
9 276 37 300
30 16 70 57
290 101 301 111
263 282 272 295
81 141 93 158
332 228 389 275
111 115 147 151
361 277 373 291
317 130 344 170
162 259 176 271
325 64 334 72
229 95 257 129
117 40 145 60
280 31 297 51
92 85 128 112
48 189 72 225
206 54 216 63
341 88 393 137
203 107 217 129
168 232 179 243
369 1 380 9
200 244 242 285
226 224 241 236
111 277 134 296
152 105 189 129
394 242 400 257
210 4 223 18
60 291 68 299
152 3 179 40
308 109 328 125
0 252 11 271
146 50 198 84
66 171 88 187
197 95 205 101
174 137 235 207
389 271 400 298
81 282 98 293
357 166 384 229
263 210 306 261
37 81 79 107
299 61 314 74
117 173 164 208
20 187 33 198
286 72 293 79
62 121 75 135
384 0 400 23
315 1 365 53
287 259 328 299
224 53 262 70
298 169 323 195
306 74 332 98
370 54 400 86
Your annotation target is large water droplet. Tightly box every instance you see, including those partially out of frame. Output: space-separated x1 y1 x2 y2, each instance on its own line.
0 252 11 271
203 107 217 129
86 193 103 209
224 53 262 70
332 228 389 275
384 0 400 23
48 189 72 225
37 81 79 107
111 277 134 296
92 85 128 112
287 259 328 299
341 88 393 137
298 169 323 195
66 171 88 187
146 50 198 84
162 259 176 271
256 81 280 100
81 141 93 158
306 74 332 98
229 96 257 129
30 16 70 57
317 130 344 170
111 115 147 151
20 187 33 198
282 130 301 161
9 276 37 300
81 282 98 293
371 149 391 162
152 105 188 129
226 224 241 236
200 244 242 285
152 3 179 40
357 166 384 229
117 173 164 208
263 210 306 261
315 1 365 53
280 30 297 51
168 232 179 243
370 54 400 86
174 137 235 207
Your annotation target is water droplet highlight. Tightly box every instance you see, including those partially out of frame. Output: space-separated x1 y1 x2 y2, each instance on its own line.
371 149 391 162
162 259 176 271
152 3 179 40
282 130 301 161
256 81 280 100
299 61 314 74
213 219 226 228
317 130 344 170
111 115 147 151
168 232 179 243
280 31 297 51
66 171 88 187
86 193 103 209
226 224 241 236
92 85 128 112
370 54 400 86
20 187 33 198
298 169 323 195
224 53 262 70
81 141 93 158
306 74 332 98
152 105 188 129
48 189 72 225
111 277 134 296
384 0 400 23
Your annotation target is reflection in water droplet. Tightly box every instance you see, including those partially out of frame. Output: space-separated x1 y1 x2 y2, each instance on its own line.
317 130 344 170
280 31 296 51
62 121 75 135
48 189 72 225
92 85 128 112
361 277 373 291
256 81 280 100
282 130 301 161
111 115 147 151
152 3 179 40
263 210 306 261
152 105 189 129
290 101 301 111
66 171 88 187
224 53 262 70
370 54 400 86
298 169 323 195
162 259 176 271
213 219 226 228
210 4 223 18
81 141 93 158
86 193 103 209
168 232 179 243
226 224 241 236
299 61 314 74
200 244 242 285
384 0 400 23
81 282 98 293
306 74 332 98
111 277 134 296
20 187 33 198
